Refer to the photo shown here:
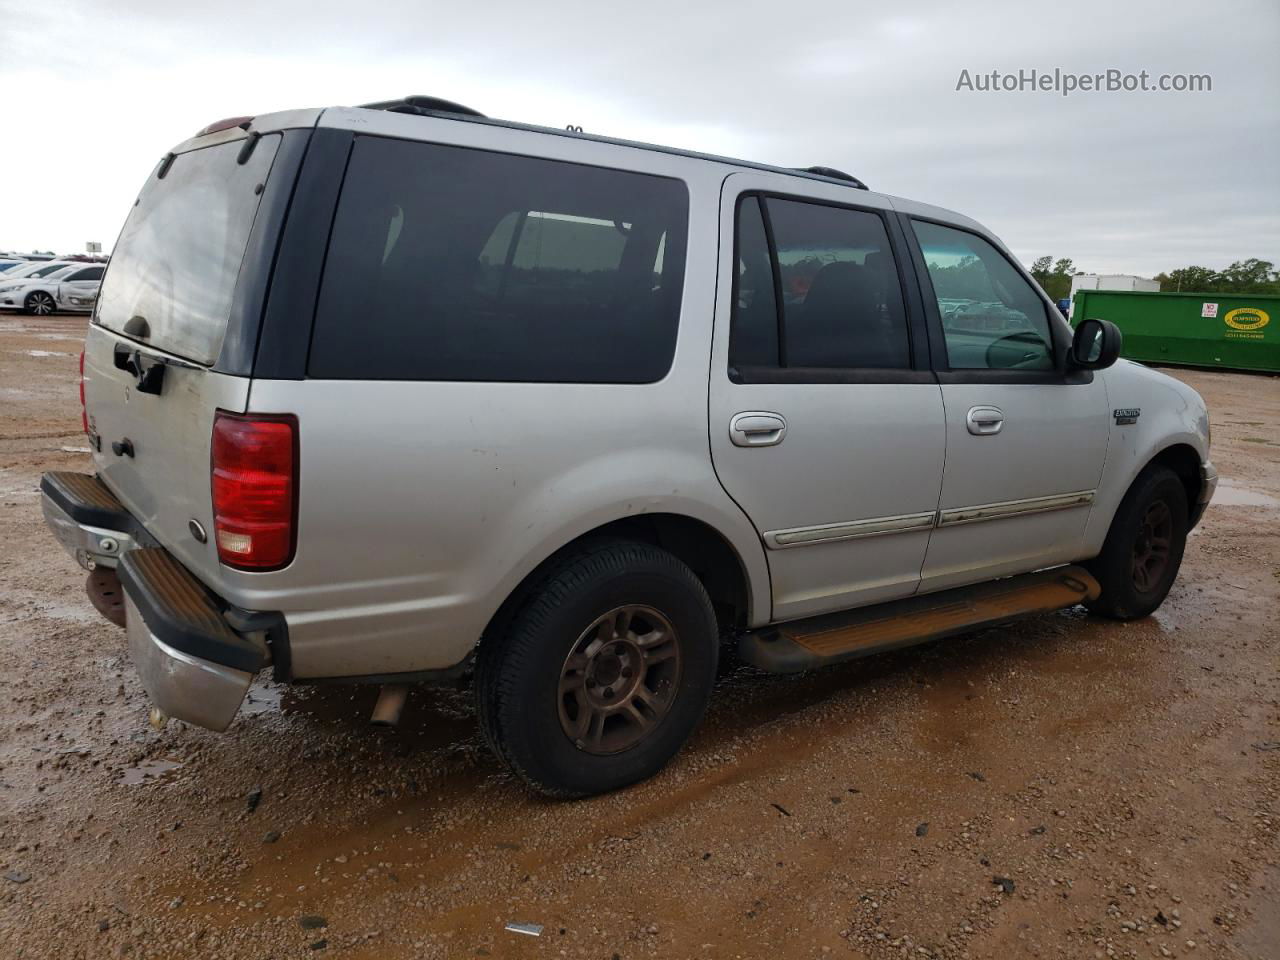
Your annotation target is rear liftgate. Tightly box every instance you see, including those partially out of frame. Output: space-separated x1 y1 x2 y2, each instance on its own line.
738 566 1100 673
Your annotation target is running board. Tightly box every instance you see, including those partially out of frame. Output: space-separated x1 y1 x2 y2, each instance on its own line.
738 566 1100 674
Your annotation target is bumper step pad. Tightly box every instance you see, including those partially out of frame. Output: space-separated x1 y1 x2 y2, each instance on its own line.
118 548 265 674
739 566 1100 674
40 472 131 530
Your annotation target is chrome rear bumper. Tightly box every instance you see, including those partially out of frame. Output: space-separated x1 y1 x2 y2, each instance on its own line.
118 547 270 732
41 493 135 569
125 594 256 732
40 471 277 733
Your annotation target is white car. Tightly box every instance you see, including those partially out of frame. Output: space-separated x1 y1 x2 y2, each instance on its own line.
0 259 77 281
0 263 106 315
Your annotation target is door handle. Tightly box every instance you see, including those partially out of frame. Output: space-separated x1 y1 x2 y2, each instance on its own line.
730 412 787 447
966 405 1004 436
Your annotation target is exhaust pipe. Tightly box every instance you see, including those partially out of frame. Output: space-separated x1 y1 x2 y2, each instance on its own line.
371 684 408 727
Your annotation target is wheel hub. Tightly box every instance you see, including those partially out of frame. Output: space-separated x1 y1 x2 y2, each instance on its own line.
1130 499 1173 593
557 604 682 756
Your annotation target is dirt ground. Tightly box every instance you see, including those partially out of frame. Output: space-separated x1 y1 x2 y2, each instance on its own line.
0 312 1276 960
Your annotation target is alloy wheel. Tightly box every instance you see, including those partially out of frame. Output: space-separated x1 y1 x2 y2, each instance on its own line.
1131 499 1173 592
557 604 682 755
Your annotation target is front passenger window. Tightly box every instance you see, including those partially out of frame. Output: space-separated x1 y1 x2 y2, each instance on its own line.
912 221 1055 371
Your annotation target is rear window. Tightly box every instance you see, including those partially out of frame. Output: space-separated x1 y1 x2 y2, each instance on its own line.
95 134 281 365
308 136 689 382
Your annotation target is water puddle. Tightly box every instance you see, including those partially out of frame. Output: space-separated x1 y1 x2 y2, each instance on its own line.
120 758 183 785
1214 481 1279 508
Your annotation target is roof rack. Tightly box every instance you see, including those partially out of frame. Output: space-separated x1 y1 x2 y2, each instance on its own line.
794 166 869 190
350 97 872 193
359 95 486 119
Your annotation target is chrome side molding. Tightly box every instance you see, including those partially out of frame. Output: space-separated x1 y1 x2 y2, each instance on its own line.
937 490 1095 527
764 490 1095 549
767 511 936 549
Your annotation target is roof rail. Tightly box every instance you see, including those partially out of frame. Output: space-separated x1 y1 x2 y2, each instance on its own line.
794 166 868 190
358 95 486 119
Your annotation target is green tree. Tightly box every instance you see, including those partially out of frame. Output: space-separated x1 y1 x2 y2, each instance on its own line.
1030 256 1054 283
1163 266 1220 293
1052 257 1075 277
1156 261 1278 294
1217 258 1277 293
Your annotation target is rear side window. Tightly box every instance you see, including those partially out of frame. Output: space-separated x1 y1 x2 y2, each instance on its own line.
96 135 282 365
728 195 911 373
309 136 689 382
66 267 104 281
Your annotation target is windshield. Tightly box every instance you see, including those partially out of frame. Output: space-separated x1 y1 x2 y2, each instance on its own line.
96 133 281 365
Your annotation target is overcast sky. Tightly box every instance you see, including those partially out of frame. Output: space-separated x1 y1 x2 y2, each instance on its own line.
1 0 1276 276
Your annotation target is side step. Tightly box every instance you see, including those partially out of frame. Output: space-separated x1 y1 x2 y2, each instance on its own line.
738 565 1100 674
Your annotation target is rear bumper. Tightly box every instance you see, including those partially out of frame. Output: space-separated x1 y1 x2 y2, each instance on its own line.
41 470 279 732
40 471 147 569
120 549 267 732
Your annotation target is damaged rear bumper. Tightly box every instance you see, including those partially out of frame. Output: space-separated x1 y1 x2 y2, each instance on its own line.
40 470 282 732
119 548 268 732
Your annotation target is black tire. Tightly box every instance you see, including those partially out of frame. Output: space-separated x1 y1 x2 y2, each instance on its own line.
24 290 56 316
475 540 718 798
1085 466 1188 620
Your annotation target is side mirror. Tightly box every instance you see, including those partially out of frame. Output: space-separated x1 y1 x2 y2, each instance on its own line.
1071 318 1122 370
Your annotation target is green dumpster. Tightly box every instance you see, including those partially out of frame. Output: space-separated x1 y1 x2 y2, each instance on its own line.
1071 290 1279 373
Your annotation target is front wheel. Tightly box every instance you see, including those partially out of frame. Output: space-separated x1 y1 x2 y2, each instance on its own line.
25 291 56 316
1085 466 1188 620
476 540 718 797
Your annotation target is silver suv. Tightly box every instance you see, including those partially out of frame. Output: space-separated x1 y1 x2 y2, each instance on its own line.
42 96 1215 797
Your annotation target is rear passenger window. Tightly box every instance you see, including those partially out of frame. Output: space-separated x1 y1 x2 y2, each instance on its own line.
728 195 911 374
310 136 689 382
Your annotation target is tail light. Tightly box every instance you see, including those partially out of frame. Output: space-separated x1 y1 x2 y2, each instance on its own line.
211 412 298 570
78 350 87 434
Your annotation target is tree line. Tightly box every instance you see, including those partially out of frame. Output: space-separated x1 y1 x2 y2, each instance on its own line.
1028 256 1278 301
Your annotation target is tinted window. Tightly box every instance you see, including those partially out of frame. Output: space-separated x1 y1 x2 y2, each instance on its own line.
765 198 910 369
729 197 779 369
912 220 1055 370
96 135 282 365
309 136 689 382
33 262 71 278
67 267 104 281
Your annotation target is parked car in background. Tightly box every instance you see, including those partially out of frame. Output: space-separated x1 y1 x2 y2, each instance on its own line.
40 96 1214 798
0 259 76 282
0 263 105 314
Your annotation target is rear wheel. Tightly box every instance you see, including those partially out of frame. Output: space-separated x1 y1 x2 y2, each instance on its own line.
1085 466 1188 620
24 291 56 316
476 540 718 797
